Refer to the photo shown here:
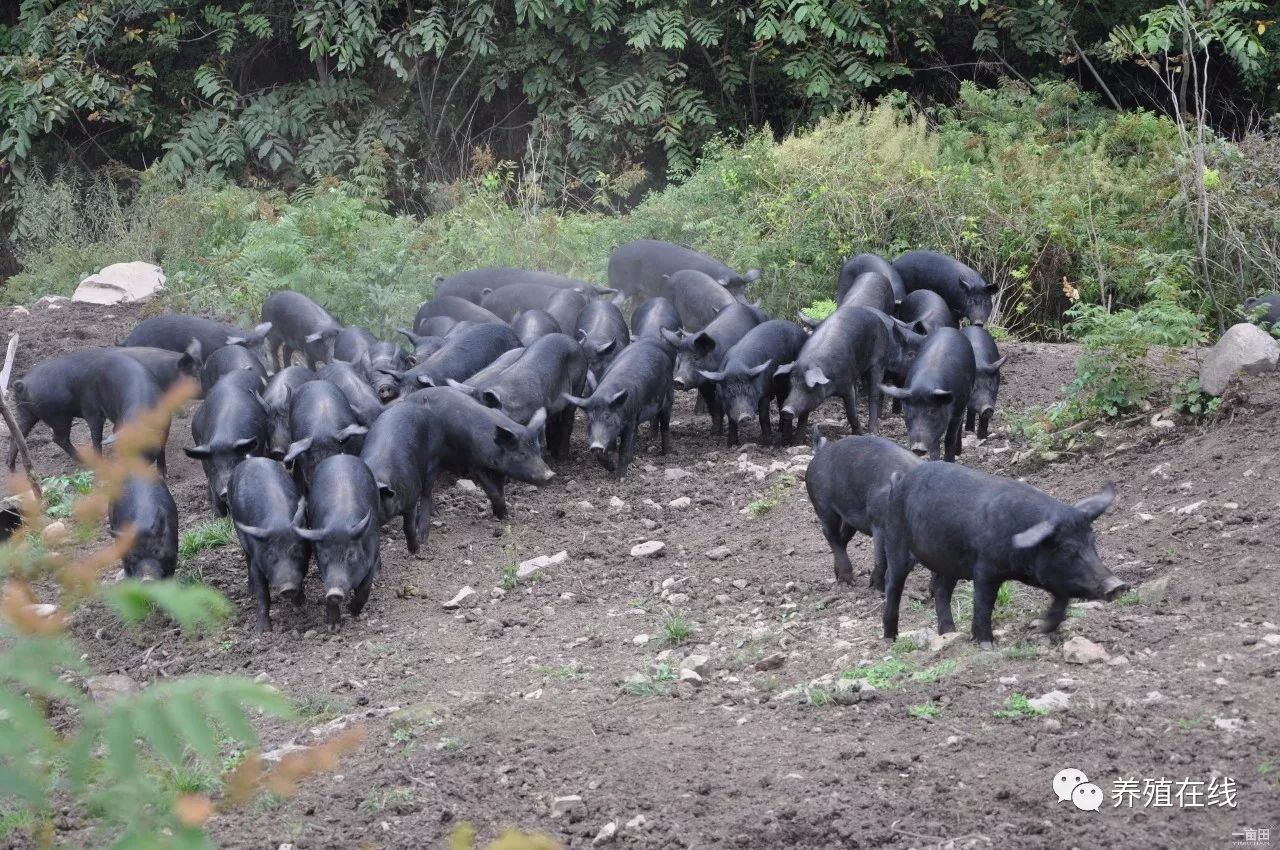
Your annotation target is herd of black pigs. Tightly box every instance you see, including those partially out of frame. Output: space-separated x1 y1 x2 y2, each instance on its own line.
7 241 1130 646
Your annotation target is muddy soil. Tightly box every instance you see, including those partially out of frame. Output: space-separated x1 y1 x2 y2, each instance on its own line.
2 300 1277 850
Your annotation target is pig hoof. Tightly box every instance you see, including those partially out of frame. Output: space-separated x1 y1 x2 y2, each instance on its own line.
976 640 996 651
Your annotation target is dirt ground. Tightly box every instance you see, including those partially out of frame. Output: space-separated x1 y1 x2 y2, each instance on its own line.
2 300 1278 850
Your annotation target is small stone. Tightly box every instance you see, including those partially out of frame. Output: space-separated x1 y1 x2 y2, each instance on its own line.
632 634 650 646
641 518 659 530
523 689 542 700
1028 690 1071 713
945 735 962 746
664 467 691 481
28 603 59 618
517 550 568 580
10 306 30 318
1062 636 1110 664
41 521 68 545
1260 634 1280 646
1144 690 1164 704
752 652 786 672
253 671 271 684
678 668 704 685
456 479 479 493
625 814 647 830
630 540 665 558
1042 718 1062 731
1136 575 1171 605
668 496 692 509
87 674 139 705
666 593 690 604
732 579 748 590
928 632 964 653
1214 717 1244 733
442 586 477 609
609 496 627 510
593 821 618 845
680 654 711 677
576 500 595 512
551 795 584 820
999 676 1018 686
705 545 732 561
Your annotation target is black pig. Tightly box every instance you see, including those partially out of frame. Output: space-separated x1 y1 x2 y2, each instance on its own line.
229 457 310 632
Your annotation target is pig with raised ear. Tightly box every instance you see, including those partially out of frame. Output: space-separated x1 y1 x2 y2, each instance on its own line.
229 458 310 632
880 463 1128 649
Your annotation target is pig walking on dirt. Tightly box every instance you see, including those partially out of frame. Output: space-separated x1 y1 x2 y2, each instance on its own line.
961 325 1007 439
778 304 890 438
261 291 345 370
805 432 920 589
109 473 179 582
608 239 760 306
880 463 1128 648
185 369 271 516
229 457 310 632
281 381 368 492
294 454 381 631
359 403 441 556
892 250 997 326
665 302 761 435
879 326 975 462
838 253 905 305
122 315 273 364
698 319 807 446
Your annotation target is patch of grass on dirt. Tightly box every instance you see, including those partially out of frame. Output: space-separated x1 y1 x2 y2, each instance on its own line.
891 636 921 655
660 609 693 645
1115 590 1140 606
41 470 95 518
840 658 909 690
804 685 835 707
909 703 941 719
747 473 796 517
532 662 586 680
292 694 340 724
994 692 1047 720
911 659 959 683
0 810 34 839
1002 642 1041 660
359 788 418 815
179 517 235 559
168 767 220 795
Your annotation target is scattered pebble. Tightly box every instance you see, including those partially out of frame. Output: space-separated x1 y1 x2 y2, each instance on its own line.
630 540 665 558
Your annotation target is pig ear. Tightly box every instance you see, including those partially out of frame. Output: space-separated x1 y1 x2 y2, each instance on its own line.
745 359 773 377
230 437 258 455
397 328 423 345
560 392 589 408
282 437 312 464
586 371 599 392
985 355 1008 371
797 313 819 329
378 483 396 501
593 339 616 356
252 321 273 340
292 500 307 527
691 332 715 357
445 378 477 397
183 444 212 460
803 367 829 388
183 339 203 364
348 511 372 537
225 334 247 345
494 424 520 449
1012 520 1056 549
698 369 725 383
660 328 683 346
1073 482 1116 522
294 525 326 542
741 268 761 283
527 407 548 433
416 374 436 387
879 384 909 400
304 331 325 343
607 389 629 408
984 282 999 294
336 424 367 443
774 362 794 376
929 388 953 404
910 320 928 336
234 521 272 541
481 389 502 409
576 328 588 342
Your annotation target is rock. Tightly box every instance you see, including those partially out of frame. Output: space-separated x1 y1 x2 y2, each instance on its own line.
625 814 647 830
261 743 308 763
928 632 965 653
731 579 748 590
1062 636 1110 664
678 668 704 685
28 603 59 618
641 518 659 531
442 586 477 609
253 671 271 684
34 295 70 309
1199 322 1279 396
593 821 618 845
630 540 665 558
456 479 480 494
705 545 732 561
517 550 567 580
632 634 650 646
87 674 140 705
551 795 584 820
576 500 595 512
905 627 938 649
72 261 166 305
41 521 68 545
609 495 627 510
1136 575 1171 605
1214 717 1244 733
1261 634 1280 646
664 467 691 481
1028 690 1071 713
10 306 29 318
680 654 711 677
752 652 786 672
667 496 692 509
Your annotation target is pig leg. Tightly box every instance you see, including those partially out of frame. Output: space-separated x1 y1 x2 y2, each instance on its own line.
951 412 964 457
971 575 1000 648
47 417 81 465
6 407 37 470
615 424 638 479
710 394 724 436
658 402 671 454
403 500 421 556
1038 593 1070 635
977 410 991 440
943 415 962 463
475 468 508 519
931 574 958 634
880 530 912 641
818 514 856 585
870 532 887 592
349 570 375 618
757 397 772 446
965 408 976 433
250 563 272 633
85 413 106 455
865 366 883 435
841 386 861 435
725 417 739 447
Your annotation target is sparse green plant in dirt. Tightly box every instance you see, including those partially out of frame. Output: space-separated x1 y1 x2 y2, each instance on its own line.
804 686 835 707
994 692 1048 720
1002 642 1041 661
909 703 942 719
911 660 960 683
532 663 586 681
40 471 95 519
660 609 693 645
448 823 561 850
179 517 235 560
1170 378 1222 422
0 386 358 848
291 694 340 724
840 658 910 690
359 788 418 816
747 474 797 517
1115 590 1141 607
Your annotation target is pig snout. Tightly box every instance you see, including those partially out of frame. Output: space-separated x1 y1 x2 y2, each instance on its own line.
735 412 753 425
325 586 346 601
1099 576 1128 601
672 376 689 390
780 405 796 419
590 441 607 453
909 442 929 457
